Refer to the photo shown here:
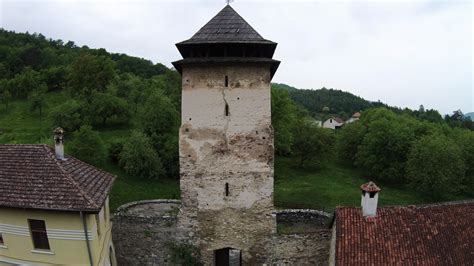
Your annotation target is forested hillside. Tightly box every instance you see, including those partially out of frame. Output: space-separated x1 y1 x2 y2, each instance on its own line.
0 29 472 210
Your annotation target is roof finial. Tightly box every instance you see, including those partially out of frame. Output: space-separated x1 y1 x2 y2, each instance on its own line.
226 0 234 5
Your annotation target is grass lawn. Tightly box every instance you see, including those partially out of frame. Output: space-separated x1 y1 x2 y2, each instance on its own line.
274 157 433 212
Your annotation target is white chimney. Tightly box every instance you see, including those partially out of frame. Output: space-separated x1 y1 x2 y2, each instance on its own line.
53 127 65 160
360 181 380 217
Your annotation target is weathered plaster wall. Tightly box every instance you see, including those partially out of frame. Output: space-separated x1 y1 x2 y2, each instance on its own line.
178 64 275 264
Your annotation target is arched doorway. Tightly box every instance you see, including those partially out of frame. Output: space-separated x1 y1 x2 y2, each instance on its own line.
214 247 241 266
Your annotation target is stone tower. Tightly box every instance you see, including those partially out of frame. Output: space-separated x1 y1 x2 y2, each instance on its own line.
172 5 280 265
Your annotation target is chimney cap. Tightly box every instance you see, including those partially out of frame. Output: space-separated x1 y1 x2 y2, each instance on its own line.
54 127 65 135
361 181 381 193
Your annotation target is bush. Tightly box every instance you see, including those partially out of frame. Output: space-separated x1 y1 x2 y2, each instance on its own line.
108 139 125 164
69 125 106 165
292 118 335 168
406 134 465 198
119 131 165 179
355 108 415 183
337 121 366 164
50 100 88 131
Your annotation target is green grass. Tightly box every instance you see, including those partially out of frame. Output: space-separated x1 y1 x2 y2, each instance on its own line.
274 157 432 212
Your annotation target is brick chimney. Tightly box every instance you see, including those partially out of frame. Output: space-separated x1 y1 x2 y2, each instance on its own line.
360 181 381 217
53 127 65 160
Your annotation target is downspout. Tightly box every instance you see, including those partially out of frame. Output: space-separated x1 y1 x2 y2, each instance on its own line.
81 211 94 266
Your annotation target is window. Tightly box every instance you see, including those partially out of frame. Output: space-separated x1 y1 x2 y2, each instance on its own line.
28 219 50 250
225 183 229 196
0 233 4 245
225 75 229 87
225 103 229 116
369 192 376 198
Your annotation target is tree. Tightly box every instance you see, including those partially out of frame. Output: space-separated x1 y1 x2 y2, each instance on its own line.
29 84 48 118
337 121 366 164
89 92 130 126
119 131 165 179
50 100 88 131
8 67 42 99
0 88 12 109
140 92 180 177
292 118 334 167
69 125 106 165
68 53 115 101
355 108 415 183
271 87 297 154
406 134 465 198
140 92 180 147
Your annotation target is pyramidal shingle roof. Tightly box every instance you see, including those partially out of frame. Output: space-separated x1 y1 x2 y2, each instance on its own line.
0 144 115 212
179 5 274 44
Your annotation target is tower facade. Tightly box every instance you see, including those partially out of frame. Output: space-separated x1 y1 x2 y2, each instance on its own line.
173 5 280 264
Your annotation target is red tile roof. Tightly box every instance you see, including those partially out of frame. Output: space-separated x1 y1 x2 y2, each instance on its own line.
0 144 115 212
335 201 474 265
360 181 381 193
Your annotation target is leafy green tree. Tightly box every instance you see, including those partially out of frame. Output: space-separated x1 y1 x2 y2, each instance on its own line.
90 92 130 126
119 131 165 179
69 125 106 164
337 121 366 164
292 118 335 167
140 92 180 177
8 67 42 99
355 108 415 183
271 87 297 154
68 53 115 101
406 134 465 198
141 92 179 146
29 84 48 118
50 100 88 131
0 88 12 109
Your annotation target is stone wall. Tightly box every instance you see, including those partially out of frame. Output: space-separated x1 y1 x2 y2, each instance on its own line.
112 202 332 266
112 200 180 266
267 230 332 265
179 64 275 265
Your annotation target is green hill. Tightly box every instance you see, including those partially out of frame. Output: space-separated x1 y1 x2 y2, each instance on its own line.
2 29 468 211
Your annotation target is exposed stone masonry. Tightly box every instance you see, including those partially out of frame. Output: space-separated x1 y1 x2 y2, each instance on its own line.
112 201 332 265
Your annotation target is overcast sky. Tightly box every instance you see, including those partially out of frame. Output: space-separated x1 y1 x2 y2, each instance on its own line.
1 0 472 114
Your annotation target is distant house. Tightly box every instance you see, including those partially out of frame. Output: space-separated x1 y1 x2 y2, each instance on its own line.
0 129 116 265
323 117 344 129
330 182 474 265
346 112 361 123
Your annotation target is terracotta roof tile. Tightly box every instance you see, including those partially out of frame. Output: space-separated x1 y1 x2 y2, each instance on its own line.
0 144 115 212
335 201 474 265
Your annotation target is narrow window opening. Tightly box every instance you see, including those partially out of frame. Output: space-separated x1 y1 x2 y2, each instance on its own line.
225 183 229 196
369 192 376 198
225 75 229 87
362 191 366 196
28 219 50 250
0 233 4 245
225 103 229 116
189 118 192 121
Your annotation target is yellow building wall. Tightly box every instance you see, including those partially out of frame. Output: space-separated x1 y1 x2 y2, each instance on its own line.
0 197 114 266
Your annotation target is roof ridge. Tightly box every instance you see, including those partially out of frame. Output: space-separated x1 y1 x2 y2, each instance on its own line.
41 145 100 209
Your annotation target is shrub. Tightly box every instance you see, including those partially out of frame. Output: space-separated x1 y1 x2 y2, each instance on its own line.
50 100 88 131
292 118 335 168
406 134 465 198
108 139 125 164
119 131 165 179
69 125 106 165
